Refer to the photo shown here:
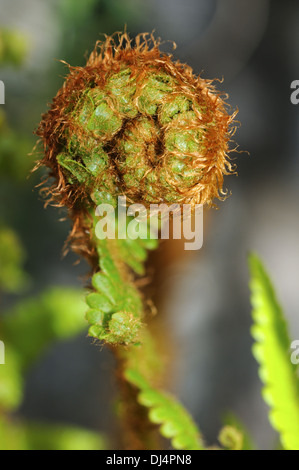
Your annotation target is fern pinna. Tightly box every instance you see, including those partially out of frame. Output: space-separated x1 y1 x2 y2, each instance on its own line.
36 32 236 450
249 254 299 451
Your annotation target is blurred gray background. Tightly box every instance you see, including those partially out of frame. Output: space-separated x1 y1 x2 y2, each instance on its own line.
1 0 299 449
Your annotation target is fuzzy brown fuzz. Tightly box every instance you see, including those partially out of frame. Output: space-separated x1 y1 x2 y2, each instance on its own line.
36 32 237 262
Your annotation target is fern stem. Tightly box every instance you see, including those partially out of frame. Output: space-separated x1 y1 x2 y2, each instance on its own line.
86 215 204 449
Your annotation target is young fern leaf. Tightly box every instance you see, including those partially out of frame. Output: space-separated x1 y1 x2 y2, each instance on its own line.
36 32 237 450
86 219 157 345
87 224 204 449
124 369 205 450
218 426 244 451
249 254 299 450
222 413 255 450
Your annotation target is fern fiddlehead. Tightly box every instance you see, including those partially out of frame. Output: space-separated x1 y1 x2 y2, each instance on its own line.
36 32 236 450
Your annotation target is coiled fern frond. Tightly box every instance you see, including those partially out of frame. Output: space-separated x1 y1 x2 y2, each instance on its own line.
36 32 237 450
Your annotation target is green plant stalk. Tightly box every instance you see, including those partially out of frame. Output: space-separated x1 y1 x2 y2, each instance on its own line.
86 214 204 449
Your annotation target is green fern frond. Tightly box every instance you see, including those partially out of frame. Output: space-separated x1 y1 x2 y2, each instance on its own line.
218 426 244 450
87 217 204 450
249 253 299 450
87 219 157 346
35 33 239 450
222 413 255 450
124 368 205 450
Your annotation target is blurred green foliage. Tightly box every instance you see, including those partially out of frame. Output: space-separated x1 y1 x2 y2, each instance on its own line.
21 422 106 450
1 287 88 373
0 29 28 66
0 24 107 450
0 226 29 293
0 110 33 181
0 418 106 450
0 27 30 295
0 286 108 449
59 0 100 24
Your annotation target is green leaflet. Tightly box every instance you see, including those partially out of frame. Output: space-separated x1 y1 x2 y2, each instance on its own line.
249 254 299 450
124 368 205 450
86 217 158 345
86 237 144 345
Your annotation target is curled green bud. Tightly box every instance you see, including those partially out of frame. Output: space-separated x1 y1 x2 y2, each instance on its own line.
37 32 236 212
